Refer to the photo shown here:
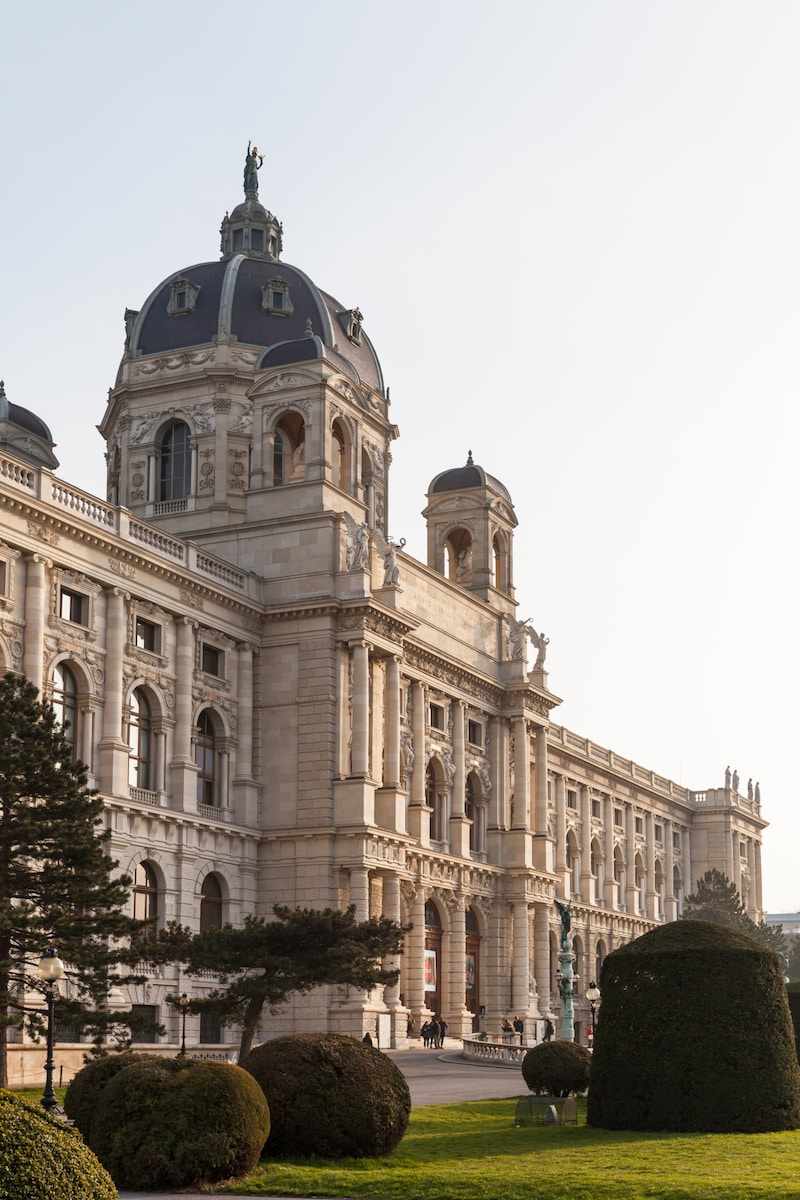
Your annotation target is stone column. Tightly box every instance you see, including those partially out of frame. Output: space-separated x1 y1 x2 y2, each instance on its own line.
448 897 467 1026
580 784 593 902
23 555 49 692
604 795 616 909
664 819 676 920
450 701 468 854
170 617 197 811
533 901 552 1017
384 656 401 787
746 839 757 917
534 725 548 834
625 805 637 913
350 641 371 777
98 587 129 795
213 397 230 506
512 718 529 829
383 874 402 1010
754 840 763 914
512 902 530 1016
489 716 504 829
234 644 254 779
683 826 692 915
407 884 426 1030
555 774 568 876
350 867 370 920
409 681 428 842
646 811 657 918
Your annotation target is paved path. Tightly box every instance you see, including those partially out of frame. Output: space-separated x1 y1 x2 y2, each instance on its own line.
118 1044 526 1199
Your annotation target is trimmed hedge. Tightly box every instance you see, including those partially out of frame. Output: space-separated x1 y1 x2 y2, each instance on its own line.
0 1089 117 1200
87 1058 270 1190
64 1051 159 1138
588 920 800 1132
242 1032 411 1158
521 1039 592 1097
785 981 800 1059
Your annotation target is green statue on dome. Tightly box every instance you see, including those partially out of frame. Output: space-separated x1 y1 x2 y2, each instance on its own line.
244 142 263 194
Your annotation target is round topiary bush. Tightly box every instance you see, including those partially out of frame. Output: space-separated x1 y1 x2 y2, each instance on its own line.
242 1032 411 1158
588 920 800 1133
0 1089 117 1200
64 1051 160 1138
521 1039 592 1097
87 1057 270 1190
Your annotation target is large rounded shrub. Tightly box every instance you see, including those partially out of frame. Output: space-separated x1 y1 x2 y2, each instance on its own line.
0 1089 117 1200
64 1051 159 1138
522 1039 592 1096
242 1032 411 1158
87 1057 270 1190
785 981 800 1059
588 920 800 1132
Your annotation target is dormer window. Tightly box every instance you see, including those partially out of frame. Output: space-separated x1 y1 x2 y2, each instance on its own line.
167 276 200 316
262 277 294 316
340 307 363 345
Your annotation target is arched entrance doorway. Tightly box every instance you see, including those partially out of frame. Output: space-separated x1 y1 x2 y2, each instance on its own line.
424 900 442 1017
465 906 480 1031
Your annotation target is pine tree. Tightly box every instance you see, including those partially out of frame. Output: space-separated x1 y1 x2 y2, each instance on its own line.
682 868 786 954
0 673 148 1087
159 905 409 1059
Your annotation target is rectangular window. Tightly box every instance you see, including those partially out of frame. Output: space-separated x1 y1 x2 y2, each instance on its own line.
232 229 244 249
467 720 482 748
673 831 681 850
614 808 623 828
567 789 577 810
0 561 6 596
655 823 663 843
60 587 87 625
131 1004 159 1044
135 617 159 653
200 1010 222 1043
202 644 223 676
635 817 643 835
592 799 601 818
428 702 444 731
271 289 283 308
251 229 264 251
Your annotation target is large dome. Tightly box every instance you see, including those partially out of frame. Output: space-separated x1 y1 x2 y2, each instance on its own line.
429 452 513 504
127 163 384 395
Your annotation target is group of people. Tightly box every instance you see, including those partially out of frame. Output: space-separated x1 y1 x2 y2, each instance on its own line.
420 1016 448 1048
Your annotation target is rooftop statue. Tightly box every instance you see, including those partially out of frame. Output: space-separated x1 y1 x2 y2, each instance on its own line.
244 141 263 194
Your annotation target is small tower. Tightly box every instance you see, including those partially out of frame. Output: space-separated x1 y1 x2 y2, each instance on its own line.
423 451 517 609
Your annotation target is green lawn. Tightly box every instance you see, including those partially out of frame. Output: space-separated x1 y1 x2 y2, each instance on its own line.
221 1099 800 1200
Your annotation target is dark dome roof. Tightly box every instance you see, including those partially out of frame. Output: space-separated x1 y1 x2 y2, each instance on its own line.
429 454 512 504
0 381 58 469
130 256 384 394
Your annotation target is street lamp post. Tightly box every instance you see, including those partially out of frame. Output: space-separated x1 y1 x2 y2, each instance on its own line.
177 993 190 1057
586 980 601 1046
38 948 64 1112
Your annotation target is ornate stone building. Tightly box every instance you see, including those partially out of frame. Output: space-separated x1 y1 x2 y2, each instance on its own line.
0 158 766 1078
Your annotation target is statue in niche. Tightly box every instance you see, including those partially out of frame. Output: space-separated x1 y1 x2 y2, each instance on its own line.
244 141 263 193
343 513 370 570
456 546 473 585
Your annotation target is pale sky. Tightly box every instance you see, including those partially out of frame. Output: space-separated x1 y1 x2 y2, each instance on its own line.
2 1 798 912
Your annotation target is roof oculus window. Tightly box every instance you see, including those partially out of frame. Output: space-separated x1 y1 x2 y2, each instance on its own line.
167 276 200 317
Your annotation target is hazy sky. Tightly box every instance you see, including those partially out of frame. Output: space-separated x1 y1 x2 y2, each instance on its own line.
2 2 798 912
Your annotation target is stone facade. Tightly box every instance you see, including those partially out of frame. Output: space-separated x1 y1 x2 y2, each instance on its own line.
0 166 765 1083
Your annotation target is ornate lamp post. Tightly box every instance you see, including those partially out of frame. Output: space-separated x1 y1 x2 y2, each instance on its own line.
586 980 601 1047
554 898 576 1040
38 948 64 1111
177 992 190 1057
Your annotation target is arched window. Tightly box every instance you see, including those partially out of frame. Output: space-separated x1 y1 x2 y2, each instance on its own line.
195 710 217 807
132 862 158 928
444 527 473 585
595 938 607 981
673 865 683 914
273 413 305 485
200 873 223 932
426 761 446 843
159 420 191 501
332 420 347 490
128 688 152 790
52 662 78 760
492 533 508 592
